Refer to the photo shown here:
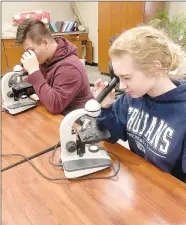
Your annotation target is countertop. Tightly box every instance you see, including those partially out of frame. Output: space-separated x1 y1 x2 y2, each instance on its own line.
2 31 88 39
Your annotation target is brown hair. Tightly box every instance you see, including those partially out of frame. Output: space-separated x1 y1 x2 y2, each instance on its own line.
16 19 53 45
109 25 185 74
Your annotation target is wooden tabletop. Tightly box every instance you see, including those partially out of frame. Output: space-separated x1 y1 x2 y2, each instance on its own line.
2 105 186 225
2 103 63 168
2 142 186 225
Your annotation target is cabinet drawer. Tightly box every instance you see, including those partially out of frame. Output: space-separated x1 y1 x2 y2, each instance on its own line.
3 39 22 49
65 33 88 41
52 33 88 42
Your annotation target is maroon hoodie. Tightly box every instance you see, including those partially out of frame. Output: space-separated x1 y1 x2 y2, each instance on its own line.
26 37 94 115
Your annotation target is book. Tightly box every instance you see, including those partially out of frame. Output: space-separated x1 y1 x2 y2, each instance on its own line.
55 21 63 32
54 20 80 33
66 21 74 32
49 21 58 33
59 21 65 32
71 21 79 32
62 21 69 32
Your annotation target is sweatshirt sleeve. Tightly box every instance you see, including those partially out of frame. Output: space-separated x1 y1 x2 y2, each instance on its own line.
96 94 129 143
26 65 83 114
182 136 186 183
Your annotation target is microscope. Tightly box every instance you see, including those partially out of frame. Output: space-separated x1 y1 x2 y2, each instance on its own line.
60 62 120 178
2 64 37 114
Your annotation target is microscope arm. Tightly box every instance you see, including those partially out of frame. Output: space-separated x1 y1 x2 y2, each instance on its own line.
2 72 16 104
60 108 87 152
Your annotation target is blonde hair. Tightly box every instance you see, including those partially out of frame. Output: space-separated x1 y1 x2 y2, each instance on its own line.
109 26 185 74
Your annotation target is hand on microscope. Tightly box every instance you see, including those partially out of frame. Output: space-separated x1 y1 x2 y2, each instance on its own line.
91 78 115 108
21 50 39 75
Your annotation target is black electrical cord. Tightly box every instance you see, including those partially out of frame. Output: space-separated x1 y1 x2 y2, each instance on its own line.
48 142 62 167
1 142 61 172
1 141 120 181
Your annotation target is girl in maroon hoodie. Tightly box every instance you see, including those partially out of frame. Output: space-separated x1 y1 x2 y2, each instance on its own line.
16 19 93 115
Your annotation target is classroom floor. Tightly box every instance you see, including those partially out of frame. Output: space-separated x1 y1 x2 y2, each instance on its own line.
85 65 110 84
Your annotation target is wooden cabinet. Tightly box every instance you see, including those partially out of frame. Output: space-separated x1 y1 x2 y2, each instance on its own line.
4 39 23 69
1 39 23 76
1 41 9 76
1 33 93 76
72 40 83 59
52 33 93 63
98 2 145 74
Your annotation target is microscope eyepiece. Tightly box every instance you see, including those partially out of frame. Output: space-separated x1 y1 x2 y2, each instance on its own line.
96 61 119 103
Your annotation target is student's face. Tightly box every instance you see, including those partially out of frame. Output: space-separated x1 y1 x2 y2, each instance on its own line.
23 38 49 64
112 54 156 98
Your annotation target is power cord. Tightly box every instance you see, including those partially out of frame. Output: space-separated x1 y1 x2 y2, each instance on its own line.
1 142 61 172
1 141 120 181
48 141 62 167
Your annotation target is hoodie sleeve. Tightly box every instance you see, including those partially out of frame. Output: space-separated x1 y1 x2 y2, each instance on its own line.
26 65 83 114
182 136 186 183
96 94 129 143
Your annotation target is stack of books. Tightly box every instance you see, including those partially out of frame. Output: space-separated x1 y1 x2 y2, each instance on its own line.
49 20 79 33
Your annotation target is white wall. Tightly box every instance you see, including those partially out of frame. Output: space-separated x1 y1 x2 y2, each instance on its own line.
2 2 75 28
168 2 186 18
2 2 98 63
76 2 98 63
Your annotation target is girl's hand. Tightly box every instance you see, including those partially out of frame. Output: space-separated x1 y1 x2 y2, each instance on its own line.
91 78 115 108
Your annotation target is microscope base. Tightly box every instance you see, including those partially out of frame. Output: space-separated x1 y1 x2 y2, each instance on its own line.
62 147 112 178
3 98 36 114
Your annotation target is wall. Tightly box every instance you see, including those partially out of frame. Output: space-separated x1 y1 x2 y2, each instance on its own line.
168 2 186 18
2 2 75 29
2 1 98 63
143 2 165 23
168 1 186 74
76 2 98 63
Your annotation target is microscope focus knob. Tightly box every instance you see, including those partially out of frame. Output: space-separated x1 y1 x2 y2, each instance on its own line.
66 141 77 153
7 91 14 98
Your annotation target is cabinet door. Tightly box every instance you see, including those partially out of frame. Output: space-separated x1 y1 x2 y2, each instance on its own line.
1 41 9 76
71 40 83 59
3 39 23 71
86 41 93 64
98 2 145 73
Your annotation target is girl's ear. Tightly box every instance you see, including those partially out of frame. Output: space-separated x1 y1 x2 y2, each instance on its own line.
152 60 163 76
153 60 162 69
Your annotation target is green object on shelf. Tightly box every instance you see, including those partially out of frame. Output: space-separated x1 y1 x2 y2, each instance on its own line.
149 9 186 50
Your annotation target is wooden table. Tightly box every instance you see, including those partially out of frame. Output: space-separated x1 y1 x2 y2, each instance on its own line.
2 106 186 225
2 103 63 168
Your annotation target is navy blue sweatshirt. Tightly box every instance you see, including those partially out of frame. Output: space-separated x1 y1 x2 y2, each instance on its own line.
97 79 186 182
